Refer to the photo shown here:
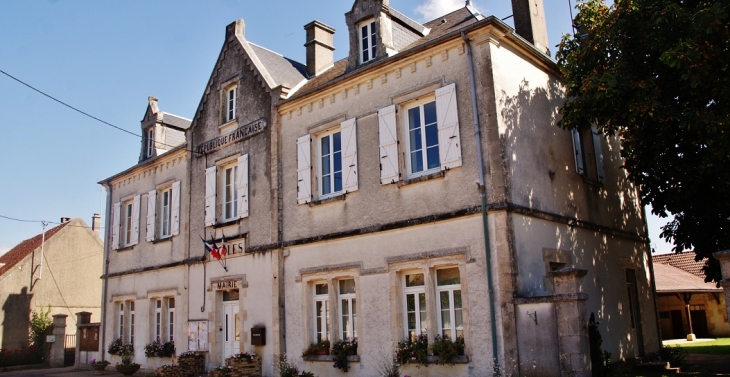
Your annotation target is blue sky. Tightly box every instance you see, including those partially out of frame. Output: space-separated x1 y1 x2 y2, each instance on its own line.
0 0 674 255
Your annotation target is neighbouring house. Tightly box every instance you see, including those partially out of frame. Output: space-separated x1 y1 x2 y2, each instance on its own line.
100 1 661 376
98 97 191 370
0 216 103 350
653 253 730 339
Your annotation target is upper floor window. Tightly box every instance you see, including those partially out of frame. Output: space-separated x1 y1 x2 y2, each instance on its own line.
571 125 605 183
160 188 172 237
405 99 439 176
226 86 237 123
145 182 180 242
146 128 155 158
296 118 358 204
378 83 463 183
319 129 342 197
359 20 376 64
113 195 140 249
204 154 249 226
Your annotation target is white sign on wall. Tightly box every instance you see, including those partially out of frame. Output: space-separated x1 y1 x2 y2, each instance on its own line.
187 321 209 351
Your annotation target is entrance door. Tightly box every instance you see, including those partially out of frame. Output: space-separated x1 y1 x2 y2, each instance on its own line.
690 306 710 338
222 295 240 360
670 310 685 339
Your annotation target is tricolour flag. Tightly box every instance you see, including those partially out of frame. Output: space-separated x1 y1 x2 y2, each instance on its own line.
201 236 221 260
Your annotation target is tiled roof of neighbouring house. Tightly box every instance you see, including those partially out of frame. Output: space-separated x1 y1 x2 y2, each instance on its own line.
653 263 722 293
0 221 70 277
653 252 706 278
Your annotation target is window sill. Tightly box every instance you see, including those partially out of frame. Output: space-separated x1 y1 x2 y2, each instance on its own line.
397 170 445 187
425 355 470 364
213 219 240 229
151 236 172 244
219 119 237 130
309 193 346 207
116 245 135 252
303 355 360 362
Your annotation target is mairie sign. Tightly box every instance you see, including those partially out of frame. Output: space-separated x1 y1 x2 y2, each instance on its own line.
196 118 267 154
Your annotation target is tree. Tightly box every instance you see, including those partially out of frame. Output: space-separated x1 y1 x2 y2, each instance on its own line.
556 0 729 282
29 305 52 346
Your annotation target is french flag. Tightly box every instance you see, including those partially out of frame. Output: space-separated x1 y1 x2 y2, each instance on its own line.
201 236 221 260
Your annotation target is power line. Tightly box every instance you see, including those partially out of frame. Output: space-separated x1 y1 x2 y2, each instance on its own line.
0 214 105 230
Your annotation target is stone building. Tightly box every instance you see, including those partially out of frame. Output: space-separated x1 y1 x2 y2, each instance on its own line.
100 0 661 376
0 216 103 350
98 97 191 370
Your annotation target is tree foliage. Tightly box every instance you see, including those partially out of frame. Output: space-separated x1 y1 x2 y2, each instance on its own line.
557 0 730 282
29 305 52 346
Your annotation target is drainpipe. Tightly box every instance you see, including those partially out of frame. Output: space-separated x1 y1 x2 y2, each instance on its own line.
461 31 500 374
100 182 112 361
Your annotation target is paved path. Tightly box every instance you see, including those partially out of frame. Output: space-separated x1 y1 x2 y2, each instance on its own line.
0 366 144 376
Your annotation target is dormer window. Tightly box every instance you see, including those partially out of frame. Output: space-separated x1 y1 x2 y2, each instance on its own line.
226 86 237 122
146 128 154 158
359 19 376 64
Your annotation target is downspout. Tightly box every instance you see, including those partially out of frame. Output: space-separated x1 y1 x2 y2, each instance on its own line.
461 31 500 373
100 182 112 361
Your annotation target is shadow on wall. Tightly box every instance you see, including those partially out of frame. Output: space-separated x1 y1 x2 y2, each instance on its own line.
500 80 652 360
2 286 32 350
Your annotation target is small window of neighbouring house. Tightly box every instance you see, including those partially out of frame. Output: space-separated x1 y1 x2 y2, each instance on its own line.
146 128 155 158
226 86 237 123
359 20 376 64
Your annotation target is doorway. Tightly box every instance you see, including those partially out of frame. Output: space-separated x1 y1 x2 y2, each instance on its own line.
221 290 240 361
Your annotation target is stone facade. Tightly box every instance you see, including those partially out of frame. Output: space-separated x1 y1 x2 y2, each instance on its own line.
99 0 661 376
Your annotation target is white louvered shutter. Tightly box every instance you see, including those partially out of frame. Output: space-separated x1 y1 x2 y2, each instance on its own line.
205 166 217 226
237 154 249 218
340 118 358 192
112 202 121 250
297 135 312 204
378 105 399 184
435 83 463 170
131 195 141 245
171 181 181 235
146 190 157 242
591 125 605 183
571 129 585 175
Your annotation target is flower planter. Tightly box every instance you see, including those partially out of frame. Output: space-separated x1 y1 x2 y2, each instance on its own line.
224 356 262 377
115 364 141 376
177 353 206 376
91 363 110 375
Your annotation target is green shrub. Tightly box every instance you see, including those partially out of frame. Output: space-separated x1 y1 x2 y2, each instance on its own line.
430 335 465 365
396 334 429 367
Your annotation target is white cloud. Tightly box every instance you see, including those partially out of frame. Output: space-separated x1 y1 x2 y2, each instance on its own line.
415 0 470 21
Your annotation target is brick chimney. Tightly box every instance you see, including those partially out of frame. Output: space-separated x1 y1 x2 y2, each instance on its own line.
91 213 101 237
304 20 335 77
511 0 549 55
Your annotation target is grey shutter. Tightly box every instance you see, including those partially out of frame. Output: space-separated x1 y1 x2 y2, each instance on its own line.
297 135 312 204
435 83 462 170
205 166 217 226
340 118 358 192
131 195 141 245
112 202 121 250
591 125 605 183
171 181 181 235
378 105 399 184
571 129 585 175
146 189 156 242
237 154 249 218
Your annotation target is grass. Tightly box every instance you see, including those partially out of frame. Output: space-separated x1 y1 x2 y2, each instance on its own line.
674 337 730 355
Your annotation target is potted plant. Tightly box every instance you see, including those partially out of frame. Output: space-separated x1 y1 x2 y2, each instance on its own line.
89 358 110 374
396 334 429 367
331 338 357 372
114 342 140 376
302 339 330 358
430 335 465 365
144 340 175 357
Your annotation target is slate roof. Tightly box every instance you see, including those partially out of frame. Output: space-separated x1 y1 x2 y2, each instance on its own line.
293 7 482 96
0 221 70 277
161 112 192 130
653 252 706 278
249 43 308 89
653 263 722 293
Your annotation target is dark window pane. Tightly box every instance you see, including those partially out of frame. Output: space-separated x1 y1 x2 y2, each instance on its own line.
427 146 440 170
437 268 461 285
408 108 420 130
405 273 425 287
424 102 437 125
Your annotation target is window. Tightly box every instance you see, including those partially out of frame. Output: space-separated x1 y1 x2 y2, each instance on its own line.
571 125 605 183
116 300 136 343
319 130 342 197
359 20 376 64
403 272 427 340
297 118 357 204
436 268 462 340
146 128 154 158
113 195 140 249
204 155 249 226
405 99 439 175
338 279 357 340
168 298 175 342
155 300 162 341
226 86 237 122
313 282 329 342
118 303 124 340
129 301 135 344
146 182 180 241
378 83 462 183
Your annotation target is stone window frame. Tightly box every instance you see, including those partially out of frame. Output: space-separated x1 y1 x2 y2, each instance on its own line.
301 270 361 349
148 289 178 344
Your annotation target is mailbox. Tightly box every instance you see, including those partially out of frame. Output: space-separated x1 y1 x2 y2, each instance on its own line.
251 327 265 346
